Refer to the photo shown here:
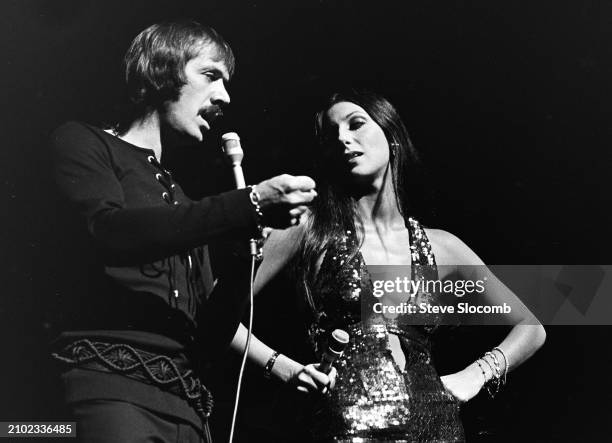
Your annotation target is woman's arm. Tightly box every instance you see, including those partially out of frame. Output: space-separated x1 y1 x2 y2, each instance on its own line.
230 221 336 393
440 323 545 402
230 323 334 393
429 229 546 402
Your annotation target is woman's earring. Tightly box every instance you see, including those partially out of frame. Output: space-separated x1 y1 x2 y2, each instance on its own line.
390 142 399 157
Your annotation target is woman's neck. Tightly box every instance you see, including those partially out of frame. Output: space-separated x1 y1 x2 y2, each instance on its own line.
355 170 404 231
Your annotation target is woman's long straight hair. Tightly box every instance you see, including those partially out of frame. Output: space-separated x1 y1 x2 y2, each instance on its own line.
297 90 422 312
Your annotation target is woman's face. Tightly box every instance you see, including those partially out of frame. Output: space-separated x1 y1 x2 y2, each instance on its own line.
325 101 390 186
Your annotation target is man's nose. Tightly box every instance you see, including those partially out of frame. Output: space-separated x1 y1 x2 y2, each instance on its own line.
211 80 230 106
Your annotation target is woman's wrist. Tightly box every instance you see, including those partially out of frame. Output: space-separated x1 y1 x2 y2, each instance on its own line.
266 353 301 383
263 351 281 379
470 347 508 398
465 361 487 391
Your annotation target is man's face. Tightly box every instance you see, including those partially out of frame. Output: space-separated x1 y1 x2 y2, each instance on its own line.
163 44 231 141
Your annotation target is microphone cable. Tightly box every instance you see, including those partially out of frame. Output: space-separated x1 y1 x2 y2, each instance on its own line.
228 253 256 443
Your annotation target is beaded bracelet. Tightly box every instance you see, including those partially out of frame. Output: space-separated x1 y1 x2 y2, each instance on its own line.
493 347 509 385
485 351 501 379
482 353 501 397
477 346 511 399
479 356 496 393
475 359 488 385
263 351 281 379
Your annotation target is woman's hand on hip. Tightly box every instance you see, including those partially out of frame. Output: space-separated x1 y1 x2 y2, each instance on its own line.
440 363 485 403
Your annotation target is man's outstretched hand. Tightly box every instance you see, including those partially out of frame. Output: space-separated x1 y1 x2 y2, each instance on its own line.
256 175 317 228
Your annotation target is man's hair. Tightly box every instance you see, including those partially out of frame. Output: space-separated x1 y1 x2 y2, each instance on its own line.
118 21 234 129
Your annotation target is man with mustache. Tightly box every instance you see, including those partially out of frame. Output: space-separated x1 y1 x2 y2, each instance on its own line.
49 21 320 442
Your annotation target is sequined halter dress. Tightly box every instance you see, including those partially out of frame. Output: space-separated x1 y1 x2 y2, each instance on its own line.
307 217 464 442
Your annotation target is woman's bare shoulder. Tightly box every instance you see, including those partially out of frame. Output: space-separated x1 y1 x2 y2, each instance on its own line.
424 228 462 254
265 209 311 250
424 227 484 266
264 224 305 259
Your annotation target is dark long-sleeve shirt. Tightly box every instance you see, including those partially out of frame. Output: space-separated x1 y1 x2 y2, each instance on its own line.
50 121 257 425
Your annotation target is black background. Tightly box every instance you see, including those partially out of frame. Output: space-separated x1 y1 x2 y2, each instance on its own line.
1 0 611 441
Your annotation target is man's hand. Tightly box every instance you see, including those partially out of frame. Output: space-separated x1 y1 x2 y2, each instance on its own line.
255 175 317 228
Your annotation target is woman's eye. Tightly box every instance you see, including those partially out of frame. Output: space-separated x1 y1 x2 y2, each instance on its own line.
349 120 366 130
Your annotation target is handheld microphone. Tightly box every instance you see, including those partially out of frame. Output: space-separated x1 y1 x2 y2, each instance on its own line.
221 132 246 189
221 132 261 258
319 329 350 375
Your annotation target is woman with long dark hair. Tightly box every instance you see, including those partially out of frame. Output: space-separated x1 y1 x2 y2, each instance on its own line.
231 90 545 442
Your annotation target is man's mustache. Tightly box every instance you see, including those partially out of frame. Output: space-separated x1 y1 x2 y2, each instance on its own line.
200 106 224 122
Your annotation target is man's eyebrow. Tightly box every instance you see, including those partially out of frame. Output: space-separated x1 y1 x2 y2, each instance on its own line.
198 64 230 81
